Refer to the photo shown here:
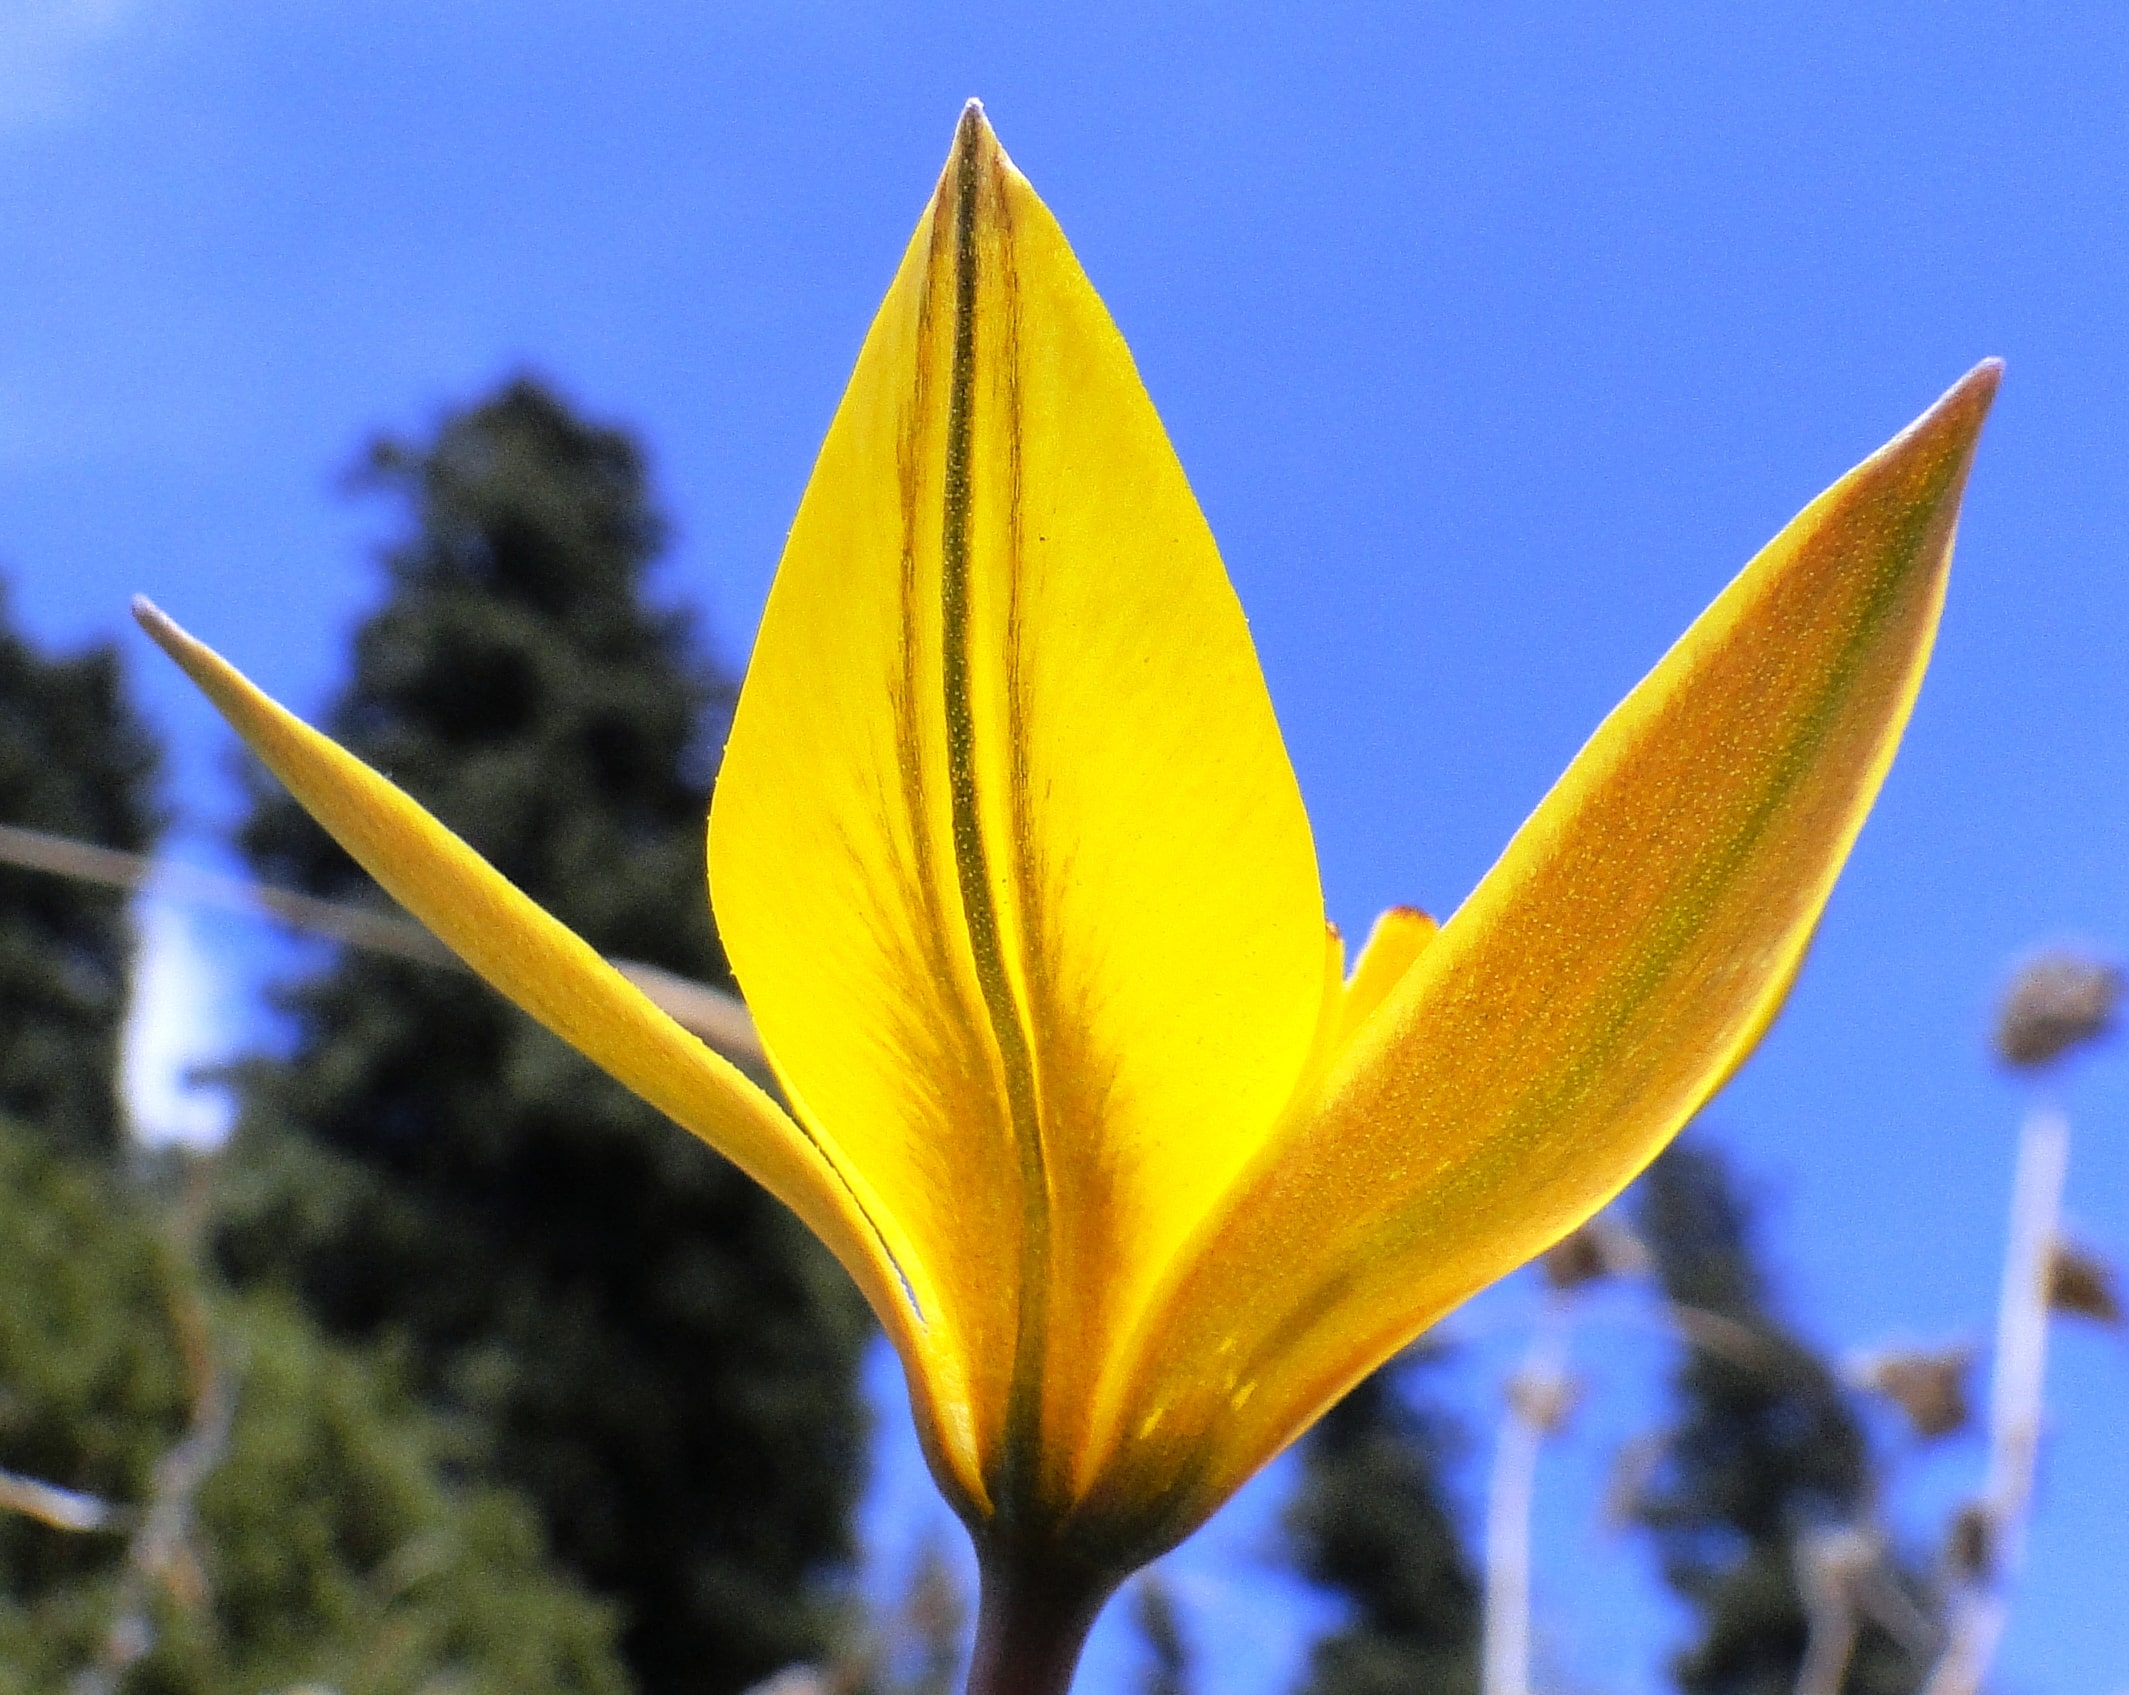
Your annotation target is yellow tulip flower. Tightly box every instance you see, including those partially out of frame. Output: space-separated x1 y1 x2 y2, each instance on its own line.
141 103 1995 1695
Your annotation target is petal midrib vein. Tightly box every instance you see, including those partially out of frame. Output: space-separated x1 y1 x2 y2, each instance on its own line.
936 120 1053 1522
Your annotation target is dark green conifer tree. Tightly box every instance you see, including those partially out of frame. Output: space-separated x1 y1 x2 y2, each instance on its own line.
0 1119 630 1693
215 378 870 1695
1634 1142 1931 1695
1284 1354 1480 1695
0 583 160 1157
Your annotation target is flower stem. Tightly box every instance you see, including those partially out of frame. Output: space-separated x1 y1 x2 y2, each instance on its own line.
964 1544 1115 1695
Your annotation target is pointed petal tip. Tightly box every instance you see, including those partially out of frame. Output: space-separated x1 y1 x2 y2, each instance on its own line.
1848 359 2002 514
132 596 194 659
952 97 997 154
941 96 1019 190
1939 356 2004 420
1905 358 2003 454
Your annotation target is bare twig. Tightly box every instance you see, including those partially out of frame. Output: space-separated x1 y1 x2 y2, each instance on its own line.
1483 1294 1572 1695
1793 1527 1864 1695
1660 1301 1792 1376
0 1467 124 1534
610 958 767 1071
1792 1525 1933 1695
0 820 766 1068
1921 1099 2070 1695
1483 1214 1810 1681
0 822 448 966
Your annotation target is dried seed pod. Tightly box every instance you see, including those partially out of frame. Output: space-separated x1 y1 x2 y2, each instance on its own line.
2047 1239 2122 1325
1993 950 2123 1071
1507 1368 1579 1435
1851 1345 1973 1439
1945 1503 1993 1582
1540 1214 1650 1291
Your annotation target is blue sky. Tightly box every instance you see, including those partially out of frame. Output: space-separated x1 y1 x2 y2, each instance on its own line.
5 3 2128 1691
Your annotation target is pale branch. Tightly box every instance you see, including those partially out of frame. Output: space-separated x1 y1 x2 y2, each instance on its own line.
0 820 766 1068
1921 1098 2070 1695
1483 1293 1573 1695
0 1466 124 1534
1793 1526 1936 1695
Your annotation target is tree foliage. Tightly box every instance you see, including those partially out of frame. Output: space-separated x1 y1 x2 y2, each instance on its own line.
1634 1142 1931 1695
1284 1354 1480 1695
0 583 160 1158
0 1119 631 1694
216 377 870 1693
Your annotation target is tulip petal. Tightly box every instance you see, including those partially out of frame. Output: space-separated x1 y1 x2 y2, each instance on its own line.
1337 906 1438 1044
709 106 1326 1510
1090 363 1999 1543
132 600 919 1362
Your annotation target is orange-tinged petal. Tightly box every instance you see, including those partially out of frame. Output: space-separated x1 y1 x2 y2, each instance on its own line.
131 599 920 1372
708 106 1326 1517
1085 361 1999 1548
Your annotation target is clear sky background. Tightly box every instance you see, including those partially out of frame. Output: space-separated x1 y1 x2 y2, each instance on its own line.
5 3 2128 1692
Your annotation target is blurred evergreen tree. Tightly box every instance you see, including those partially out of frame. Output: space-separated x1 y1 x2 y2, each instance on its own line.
1129 1574 1192 1695
1284 1354 1480 1695
1634 1142 1932 1695
0 584 160 1158
215 377 870 1694
0 1118 630 1693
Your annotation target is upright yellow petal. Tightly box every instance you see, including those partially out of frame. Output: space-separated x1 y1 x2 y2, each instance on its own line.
1085 362 1998 1547
131 601 917 1364
709 106 1326 1516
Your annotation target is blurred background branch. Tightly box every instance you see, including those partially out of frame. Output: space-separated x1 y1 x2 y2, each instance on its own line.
1923 953 2122 1695
0 819 767 1069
